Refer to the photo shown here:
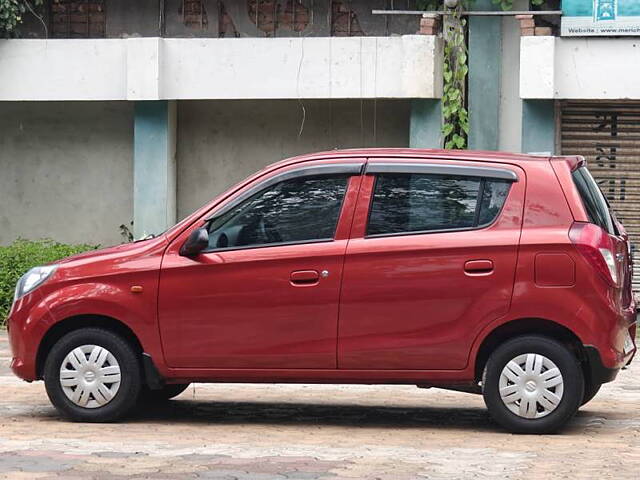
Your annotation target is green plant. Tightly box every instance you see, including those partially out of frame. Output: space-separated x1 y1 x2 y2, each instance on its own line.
0 0 42 38
418 0 539 148
0 239 98 327
119 221 134 243
417 1 470 149
493 0 544 11
441 5 469 149
416 0 442 9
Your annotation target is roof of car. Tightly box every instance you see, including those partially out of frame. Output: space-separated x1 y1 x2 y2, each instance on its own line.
273 148 568 169
240 149 585 195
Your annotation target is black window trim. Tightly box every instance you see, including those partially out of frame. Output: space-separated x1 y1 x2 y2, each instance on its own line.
366 224 495 240
571 166 616 235
201 165 358 253
205 163 364 222
365 162 519 182
364 173 512 239
201 237 335 254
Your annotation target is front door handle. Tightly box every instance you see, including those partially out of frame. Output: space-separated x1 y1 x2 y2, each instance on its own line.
290 270 320 286
464 259 494 275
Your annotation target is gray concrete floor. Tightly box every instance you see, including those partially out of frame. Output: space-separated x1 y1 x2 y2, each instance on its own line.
1 332 639 479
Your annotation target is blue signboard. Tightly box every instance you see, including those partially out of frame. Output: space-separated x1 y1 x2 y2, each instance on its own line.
562 0 640 35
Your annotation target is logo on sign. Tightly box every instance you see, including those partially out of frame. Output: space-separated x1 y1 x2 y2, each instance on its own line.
595 0 617 21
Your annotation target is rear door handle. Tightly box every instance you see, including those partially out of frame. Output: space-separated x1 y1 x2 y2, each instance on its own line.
464 260 494 275
290 270 320 286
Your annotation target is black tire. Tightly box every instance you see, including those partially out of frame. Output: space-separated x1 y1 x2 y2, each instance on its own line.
43 327 142 422
581 381 602 407
482 335 584 434
140 383 190 403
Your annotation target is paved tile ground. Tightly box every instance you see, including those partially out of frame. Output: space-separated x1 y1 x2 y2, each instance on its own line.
0 332 639 479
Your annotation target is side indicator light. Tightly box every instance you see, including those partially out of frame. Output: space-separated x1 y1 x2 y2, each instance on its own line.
130 285 144 294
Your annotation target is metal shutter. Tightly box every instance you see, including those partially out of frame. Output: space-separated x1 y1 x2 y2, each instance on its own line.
560 100 640 292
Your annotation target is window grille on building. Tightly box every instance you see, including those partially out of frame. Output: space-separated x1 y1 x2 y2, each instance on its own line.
50 0 105 38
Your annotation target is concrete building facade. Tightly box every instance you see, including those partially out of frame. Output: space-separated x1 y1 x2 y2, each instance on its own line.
1 1 442 245
2 0 640 268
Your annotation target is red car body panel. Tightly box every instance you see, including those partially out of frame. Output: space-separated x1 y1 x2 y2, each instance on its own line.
157 173 364 369
338 160 526 370
7 148 637 386
8 237 168 380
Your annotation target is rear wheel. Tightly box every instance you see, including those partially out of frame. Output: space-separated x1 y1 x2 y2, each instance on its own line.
482 335 584 434
140 383 190 403
43 328 142 422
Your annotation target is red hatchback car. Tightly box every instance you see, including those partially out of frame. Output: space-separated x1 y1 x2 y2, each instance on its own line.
7 149 637 433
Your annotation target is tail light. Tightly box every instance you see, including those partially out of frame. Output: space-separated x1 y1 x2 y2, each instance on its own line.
569 222 619 286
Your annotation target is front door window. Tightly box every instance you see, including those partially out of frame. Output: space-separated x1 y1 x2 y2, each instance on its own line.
207 175 349 250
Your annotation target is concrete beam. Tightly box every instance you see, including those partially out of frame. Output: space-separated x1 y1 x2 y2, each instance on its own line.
126 38 162 100
133 100 177 238
519 36 555 99
0 36 443 101
521 36 640 99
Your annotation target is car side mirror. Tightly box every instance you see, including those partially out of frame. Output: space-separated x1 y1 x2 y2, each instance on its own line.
179 227 209 257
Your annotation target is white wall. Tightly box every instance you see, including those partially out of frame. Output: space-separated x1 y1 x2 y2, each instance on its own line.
521 36 640 99
176 99 410 218
0 102 133 246
0 40 127 101
0 98 410 245
0 36 442 101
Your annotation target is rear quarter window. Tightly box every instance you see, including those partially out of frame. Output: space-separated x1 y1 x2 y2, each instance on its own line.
571 167 615 234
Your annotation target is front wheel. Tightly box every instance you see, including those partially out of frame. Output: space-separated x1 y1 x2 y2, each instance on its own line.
44 328 142 422
482 335 584 434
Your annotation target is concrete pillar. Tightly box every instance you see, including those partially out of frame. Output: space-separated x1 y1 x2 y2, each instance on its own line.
409 99 442 148
468 0 501 150
498 0 528 152
133 100 177 239
521 99 556 154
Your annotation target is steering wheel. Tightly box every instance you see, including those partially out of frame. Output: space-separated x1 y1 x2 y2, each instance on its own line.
259 217 282 243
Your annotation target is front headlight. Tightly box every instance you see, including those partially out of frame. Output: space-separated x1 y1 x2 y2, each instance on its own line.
14 265 58 300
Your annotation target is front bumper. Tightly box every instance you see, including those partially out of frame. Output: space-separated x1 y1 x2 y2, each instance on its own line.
7 290 53 382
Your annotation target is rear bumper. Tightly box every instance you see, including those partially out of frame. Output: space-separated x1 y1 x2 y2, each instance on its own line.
583 305 636 384
594 304 637 369
584 346 619 385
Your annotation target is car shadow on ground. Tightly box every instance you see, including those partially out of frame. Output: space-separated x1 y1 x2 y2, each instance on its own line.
128 399 498 431
11 400 616 435
6 389 619 434
125 401 625 436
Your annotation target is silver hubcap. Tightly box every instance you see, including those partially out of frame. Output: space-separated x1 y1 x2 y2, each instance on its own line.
499 353 564 419
59 344 121 409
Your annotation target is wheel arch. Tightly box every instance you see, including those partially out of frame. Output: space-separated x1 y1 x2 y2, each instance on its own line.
35 314 144 380
473 318 586 383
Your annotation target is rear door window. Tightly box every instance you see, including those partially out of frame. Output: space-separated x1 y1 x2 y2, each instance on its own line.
571 167 615 234
367 173 511 236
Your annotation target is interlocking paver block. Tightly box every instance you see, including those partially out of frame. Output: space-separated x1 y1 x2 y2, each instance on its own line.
1 331 640 479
